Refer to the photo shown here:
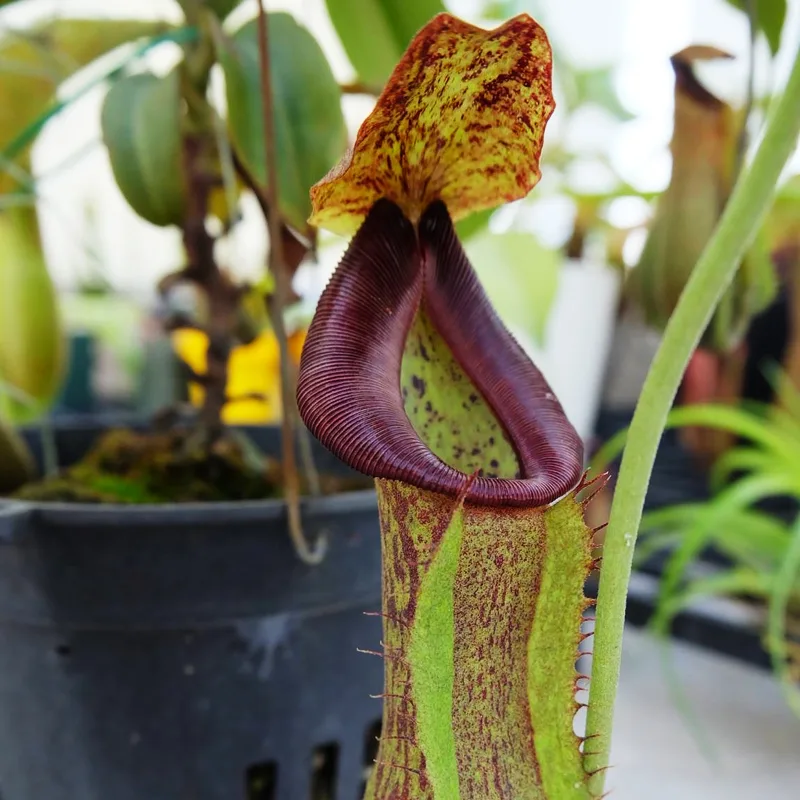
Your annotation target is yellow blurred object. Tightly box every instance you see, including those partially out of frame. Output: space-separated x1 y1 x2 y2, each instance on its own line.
172 328 307 424
0 206 66 422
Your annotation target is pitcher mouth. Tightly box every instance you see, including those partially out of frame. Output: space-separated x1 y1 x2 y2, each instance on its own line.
297 198 584 508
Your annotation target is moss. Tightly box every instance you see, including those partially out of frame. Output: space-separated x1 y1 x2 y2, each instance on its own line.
12 427 284 504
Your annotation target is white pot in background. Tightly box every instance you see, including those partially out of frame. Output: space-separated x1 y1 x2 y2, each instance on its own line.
512 258 622 445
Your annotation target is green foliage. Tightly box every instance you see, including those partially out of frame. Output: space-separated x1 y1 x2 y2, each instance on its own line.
325 0 445 88
560 66 634 121
0 206 64 423
204 0 246 20
454 206 494 242
101 70 186 227
0 17 173 193
726 0 787 55
592 385 800 715
218 13 347 235
465 230 560 346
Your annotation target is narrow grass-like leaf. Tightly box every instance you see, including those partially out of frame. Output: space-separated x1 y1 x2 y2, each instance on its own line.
653 472 799 633
766 513 800 718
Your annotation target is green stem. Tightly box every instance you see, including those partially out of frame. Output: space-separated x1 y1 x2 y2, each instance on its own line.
585 43 800 794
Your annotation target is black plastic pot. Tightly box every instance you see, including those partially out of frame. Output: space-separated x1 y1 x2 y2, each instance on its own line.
0 421 384 800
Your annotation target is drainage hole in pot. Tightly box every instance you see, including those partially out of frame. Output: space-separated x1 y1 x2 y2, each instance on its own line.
55 644 72 657
310 742 339 800
359 719 382 796
245 760 277 799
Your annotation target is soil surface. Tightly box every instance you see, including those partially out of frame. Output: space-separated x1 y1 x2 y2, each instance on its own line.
11 427 371 504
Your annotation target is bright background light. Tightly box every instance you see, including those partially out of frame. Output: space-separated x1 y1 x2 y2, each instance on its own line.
2 0 798 298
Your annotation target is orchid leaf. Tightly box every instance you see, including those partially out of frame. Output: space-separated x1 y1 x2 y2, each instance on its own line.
218 13 347 236
310 13 555 236
465 229 560 346
101 70 186 227
726 0 787 55
325 0 445 88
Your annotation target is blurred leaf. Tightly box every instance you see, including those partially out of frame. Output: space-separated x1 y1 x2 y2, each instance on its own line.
566 67 634 121
455 206 495 241
764 173 800 254
465 229 560 345
0 18 172 194
325 0 445 88
653 470 799 634
218 13 347 235
481 1 519 19
101 70 186 227
767 513 800 719
726 0 787 55
205 0 245 19
659 568 773 626
0 206 65 423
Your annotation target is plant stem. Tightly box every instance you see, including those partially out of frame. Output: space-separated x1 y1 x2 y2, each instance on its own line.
585 43 800 794
256 0 325 565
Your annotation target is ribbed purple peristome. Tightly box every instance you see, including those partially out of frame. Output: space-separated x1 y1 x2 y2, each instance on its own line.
297 199 584 507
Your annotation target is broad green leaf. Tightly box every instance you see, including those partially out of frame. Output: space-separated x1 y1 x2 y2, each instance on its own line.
465 230 560 346
218 13 347 236
310 14 555 235
0 18 172 194
0 206 65 422
726 0 787 55
325 0 444 89
101 70 186 227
